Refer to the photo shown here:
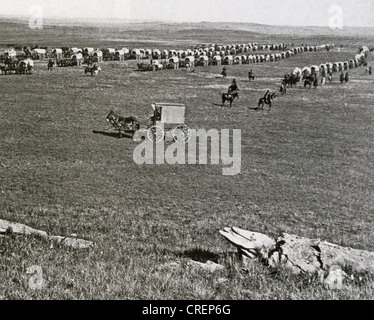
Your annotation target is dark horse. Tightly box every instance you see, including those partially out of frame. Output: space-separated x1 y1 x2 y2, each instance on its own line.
304 74 318 88
284 73 300 88
106 110 140 139
258 93 277 111
222 91 239 108
279 81 287 95
85 65 101 76
48 59 54 71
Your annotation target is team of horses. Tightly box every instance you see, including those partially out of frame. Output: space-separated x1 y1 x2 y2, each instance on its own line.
0 58 33 75
106 110 140 138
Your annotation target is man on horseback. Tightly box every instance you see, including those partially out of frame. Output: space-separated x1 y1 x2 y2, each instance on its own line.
321 68 326 86
263 90 270 104
280 81 287 95
48 59 54 71
220 79 239 108
248 69 255 81
340 71 345 84
345 72 349 84
328 71 333 83
222 66 227 78
256 91 276 111
228 79 239 96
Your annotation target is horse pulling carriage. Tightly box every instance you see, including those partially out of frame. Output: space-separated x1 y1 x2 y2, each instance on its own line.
107 103 191 143
0 58 33 75
137 61 163 72
106 111 140 139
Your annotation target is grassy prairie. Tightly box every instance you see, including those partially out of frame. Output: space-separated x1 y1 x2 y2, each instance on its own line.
0 19 374 300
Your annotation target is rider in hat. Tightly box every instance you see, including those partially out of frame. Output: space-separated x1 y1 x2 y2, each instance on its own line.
264 90 271 103
248 69 254 80
340 71 345 84
222 66 227 78
228 79 239 95
345 72 349 83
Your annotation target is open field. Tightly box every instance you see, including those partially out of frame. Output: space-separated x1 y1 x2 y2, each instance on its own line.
1 19 374 300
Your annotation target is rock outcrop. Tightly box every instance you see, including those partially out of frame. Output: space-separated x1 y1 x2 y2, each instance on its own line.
0 219 94 249
220 227 374 275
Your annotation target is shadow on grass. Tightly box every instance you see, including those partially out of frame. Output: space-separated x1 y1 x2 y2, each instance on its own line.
248 107 264 111
92 130 133 140
177 248 221 263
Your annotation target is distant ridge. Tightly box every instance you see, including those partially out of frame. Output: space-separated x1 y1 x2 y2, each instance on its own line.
0 14 374 41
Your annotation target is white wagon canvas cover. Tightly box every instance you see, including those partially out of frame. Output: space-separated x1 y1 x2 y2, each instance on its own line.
152 103 186 125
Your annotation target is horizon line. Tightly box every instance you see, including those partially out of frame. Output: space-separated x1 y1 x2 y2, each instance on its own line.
1 14 373 29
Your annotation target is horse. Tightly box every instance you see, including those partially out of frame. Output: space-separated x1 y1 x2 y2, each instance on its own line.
222 91 239 108
284 73 300 88
26 63 33 74
0 65 7 75
85 66 101 76
340 73 345 84
106 110 140 139
257 93 277 111
17 61 27 74
345 73 349 84
283 74 292 87
279 81 287 95
47 59 54 71
304 74 318 88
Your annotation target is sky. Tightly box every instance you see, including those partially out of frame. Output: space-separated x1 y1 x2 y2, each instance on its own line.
0 0 373 27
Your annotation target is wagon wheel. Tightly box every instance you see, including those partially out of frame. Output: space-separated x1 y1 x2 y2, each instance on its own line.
172 125 192 144
147 126 164 142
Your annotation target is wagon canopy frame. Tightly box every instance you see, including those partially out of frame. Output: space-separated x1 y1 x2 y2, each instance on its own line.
147 102 191 143
150 102 186 127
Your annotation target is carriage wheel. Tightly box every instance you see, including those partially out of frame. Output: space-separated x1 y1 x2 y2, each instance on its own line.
172 125 192 144
147 126 164 143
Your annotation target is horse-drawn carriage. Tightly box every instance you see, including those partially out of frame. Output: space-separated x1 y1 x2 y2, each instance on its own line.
137 61 163 72
0 58 33 75
132 103 191 143
107 103 191 143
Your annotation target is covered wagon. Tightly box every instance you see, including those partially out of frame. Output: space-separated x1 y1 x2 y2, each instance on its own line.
223 55 233 65
184 56 195 68
213 55 222 66
131 49 143 60
152 49 161 59
311 65 319 75
169 56 180 69
52 48 63 59
33 48 47 60
115 50 125 61
233 56 242 65
92 50 103 63
139 103 191 144
199 55 209 67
